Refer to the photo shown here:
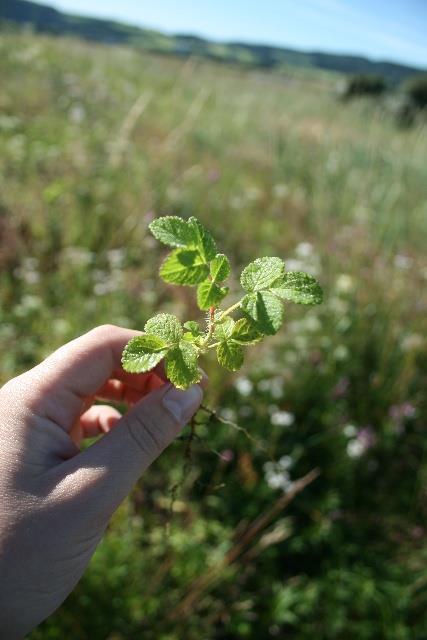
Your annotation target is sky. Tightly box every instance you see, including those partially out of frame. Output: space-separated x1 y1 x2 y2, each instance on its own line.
49 0 427 68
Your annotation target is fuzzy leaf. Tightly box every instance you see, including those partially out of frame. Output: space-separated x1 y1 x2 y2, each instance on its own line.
165 341 201 389
183 320 202 336
197 280 229 310
217 340 244 372
159 248 209 285
144 313 182 344
231 318 263 344
213 316 235 341
240 257 285 292
149 216 193 248
187 217 217 262
210 253 231 282
121 335 169 373
241 290 284 335
271 271 323 305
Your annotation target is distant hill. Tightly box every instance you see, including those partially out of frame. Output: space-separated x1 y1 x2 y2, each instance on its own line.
1 0 425 83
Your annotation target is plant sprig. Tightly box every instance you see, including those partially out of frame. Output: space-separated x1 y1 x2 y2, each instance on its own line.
122 216 323 388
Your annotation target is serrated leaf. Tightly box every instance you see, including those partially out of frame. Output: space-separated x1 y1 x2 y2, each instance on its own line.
210 253 231 282
149 216 193 248
159 248 209 285
217 340 244 372
183 320 202 336
121 335 169 373
196 280 229 310
165 341 201 389
231 318 263 344
182 332 199 344
241 290 284 335
240 257 285 292
213 316 235 340
187 216 217 262
271 271 323 305
144 313 182 344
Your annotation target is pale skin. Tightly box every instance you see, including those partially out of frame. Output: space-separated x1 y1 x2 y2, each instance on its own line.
0 325 205 638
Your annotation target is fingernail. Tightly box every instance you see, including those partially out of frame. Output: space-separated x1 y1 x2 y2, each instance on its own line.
162 384 203 424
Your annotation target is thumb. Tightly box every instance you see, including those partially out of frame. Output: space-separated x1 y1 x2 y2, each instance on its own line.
55 383 203 522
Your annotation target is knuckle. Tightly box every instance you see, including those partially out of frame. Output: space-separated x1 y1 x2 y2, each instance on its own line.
90 323 119 339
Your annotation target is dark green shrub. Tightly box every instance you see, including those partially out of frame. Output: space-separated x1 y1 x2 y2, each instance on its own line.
404 75 427 110
342 74 387 99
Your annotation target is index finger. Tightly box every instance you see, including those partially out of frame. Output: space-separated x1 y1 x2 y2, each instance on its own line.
23 325 150 432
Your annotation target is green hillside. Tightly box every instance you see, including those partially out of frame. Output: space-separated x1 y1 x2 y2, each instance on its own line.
1 0 425 83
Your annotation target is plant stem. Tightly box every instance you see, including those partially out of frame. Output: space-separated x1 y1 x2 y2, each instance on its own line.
218 300 242 320
201 306 216 347
207 341 221 349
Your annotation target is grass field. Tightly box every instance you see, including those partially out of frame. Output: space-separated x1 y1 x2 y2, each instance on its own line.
1 32 427 639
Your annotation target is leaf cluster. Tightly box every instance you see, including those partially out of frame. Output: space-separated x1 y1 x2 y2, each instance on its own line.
122 216 323 388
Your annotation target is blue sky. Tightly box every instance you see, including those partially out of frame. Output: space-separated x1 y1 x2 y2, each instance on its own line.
50 0 427 68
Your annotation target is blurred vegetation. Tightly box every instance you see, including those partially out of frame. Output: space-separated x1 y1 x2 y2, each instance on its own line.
342 74 387 99
339 73 427 129
404 75 427 110
0 29 426 639
1 0 425 83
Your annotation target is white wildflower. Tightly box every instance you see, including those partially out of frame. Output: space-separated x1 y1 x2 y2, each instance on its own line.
302 314 321 332
264 460 293 491
69 104 86 123
401 334 423 352
62 247 93 267
235 377 253 396
273 183 289 199
335 274 354 294
347 440 364 458
333 345 349 361
278 455 293 470
343 424 357 438
295 242 313 258
286 258 304 272
394 255 413 270
107 248 126 268
219 408 237 422
271 410 294 427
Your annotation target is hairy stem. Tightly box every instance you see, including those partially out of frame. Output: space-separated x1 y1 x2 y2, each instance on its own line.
207 341 221 349
201 306 216 347
218 300 242 320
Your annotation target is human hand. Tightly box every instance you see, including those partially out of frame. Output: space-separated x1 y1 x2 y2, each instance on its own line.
0 325 205 638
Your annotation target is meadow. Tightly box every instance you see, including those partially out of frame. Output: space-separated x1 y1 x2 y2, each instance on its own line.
0 31 426 639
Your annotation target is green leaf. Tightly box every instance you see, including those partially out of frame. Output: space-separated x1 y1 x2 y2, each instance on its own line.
187 217 217 262
144 313 182 344
165 341 201 389
241 290 284 335
231 318 263 344
210 253 231 282
240 257 285 292
196 280 229 310
183 320 202 336
182 321 203 345
159 248 209 285
217 340 244 372
271 271 323 305
149 216 193 248
121 335 169 373
213 316 235 340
